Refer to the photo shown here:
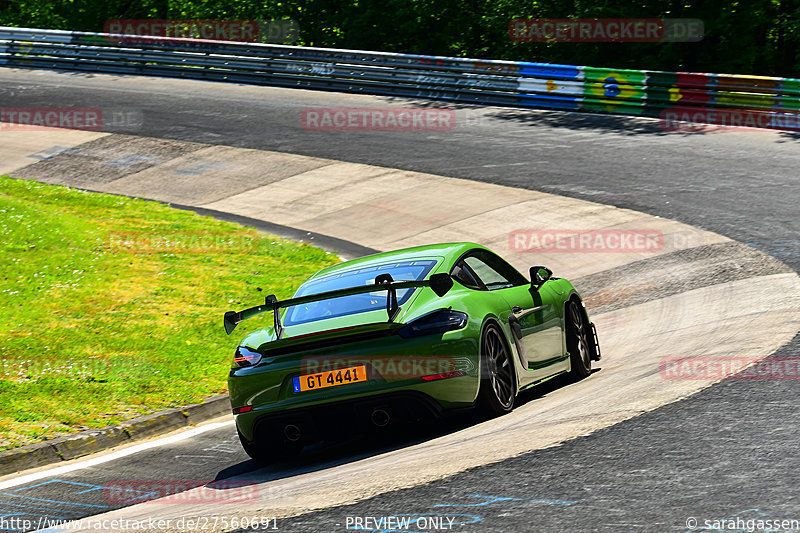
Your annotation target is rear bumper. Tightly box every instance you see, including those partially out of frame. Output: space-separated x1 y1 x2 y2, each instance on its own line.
232 374 476 442
228 329 481 441
239 391 446 446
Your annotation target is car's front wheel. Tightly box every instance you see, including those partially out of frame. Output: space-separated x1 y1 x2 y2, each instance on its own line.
478 322 516 416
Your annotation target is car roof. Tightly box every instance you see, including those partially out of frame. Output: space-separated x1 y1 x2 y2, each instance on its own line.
307 242 487 281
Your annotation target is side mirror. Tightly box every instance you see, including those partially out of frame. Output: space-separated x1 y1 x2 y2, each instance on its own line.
429 273 454 297
530 266 552 290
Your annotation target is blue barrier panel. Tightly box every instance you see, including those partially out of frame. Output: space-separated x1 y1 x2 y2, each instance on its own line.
517 94 581 111
518 62 582 80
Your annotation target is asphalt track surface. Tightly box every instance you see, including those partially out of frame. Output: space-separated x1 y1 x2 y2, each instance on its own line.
1 68 799 532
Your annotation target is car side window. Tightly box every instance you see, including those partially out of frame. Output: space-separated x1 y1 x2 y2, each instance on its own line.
451 262 484 290
458 250 528 291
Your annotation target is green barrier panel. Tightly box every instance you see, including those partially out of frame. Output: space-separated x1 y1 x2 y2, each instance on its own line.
716 91 777 109
643 71 677 88
578 67 800 124
582 67 647 114
780 79 800 96
643 72 688 111
775 94 800 111
582 66 648 84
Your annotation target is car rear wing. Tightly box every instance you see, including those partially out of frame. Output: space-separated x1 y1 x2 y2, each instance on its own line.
223 272 453 336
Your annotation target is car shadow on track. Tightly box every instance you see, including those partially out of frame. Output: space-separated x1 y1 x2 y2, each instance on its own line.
211 368 602 485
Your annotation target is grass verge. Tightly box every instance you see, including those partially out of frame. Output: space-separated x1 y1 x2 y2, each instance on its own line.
0 176 339 450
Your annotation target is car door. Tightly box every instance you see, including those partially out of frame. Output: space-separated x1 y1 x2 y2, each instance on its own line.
456 252 565 382
504 281 565 378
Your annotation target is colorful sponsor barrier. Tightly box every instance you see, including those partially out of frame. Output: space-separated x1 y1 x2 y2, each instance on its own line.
1 26 799 132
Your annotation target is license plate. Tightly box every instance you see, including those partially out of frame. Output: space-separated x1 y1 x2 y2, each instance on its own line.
292 365 367 393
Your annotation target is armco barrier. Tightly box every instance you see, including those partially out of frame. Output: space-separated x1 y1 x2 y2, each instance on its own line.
1 26 800 131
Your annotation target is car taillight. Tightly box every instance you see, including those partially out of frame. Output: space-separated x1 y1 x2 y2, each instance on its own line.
397 309 468 338
233 346 262 367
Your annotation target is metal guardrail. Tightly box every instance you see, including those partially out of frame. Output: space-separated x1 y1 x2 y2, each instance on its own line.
1 26 799 131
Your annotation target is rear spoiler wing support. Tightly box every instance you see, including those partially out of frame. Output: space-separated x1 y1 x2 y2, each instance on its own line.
223 272 453 336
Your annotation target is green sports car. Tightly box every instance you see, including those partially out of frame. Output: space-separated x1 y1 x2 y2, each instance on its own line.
224 242 600 461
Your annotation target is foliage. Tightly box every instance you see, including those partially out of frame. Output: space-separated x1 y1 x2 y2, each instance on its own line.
0 0 799 75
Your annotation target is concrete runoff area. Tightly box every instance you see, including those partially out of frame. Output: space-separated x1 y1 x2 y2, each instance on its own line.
0 128 108 175
9 133 740 280
1 127 798 530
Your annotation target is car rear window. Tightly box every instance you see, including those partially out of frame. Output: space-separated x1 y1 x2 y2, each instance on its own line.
283 260 438 326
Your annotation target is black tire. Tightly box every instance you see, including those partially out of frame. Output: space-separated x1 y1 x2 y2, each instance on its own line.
237 426 302 464
566 300 592 380
478 322 516 416
237 429 274 464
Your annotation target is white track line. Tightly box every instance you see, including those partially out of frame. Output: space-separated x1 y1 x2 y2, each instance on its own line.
0 421 234 490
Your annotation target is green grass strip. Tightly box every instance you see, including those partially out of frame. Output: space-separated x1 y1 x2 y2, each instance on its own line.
0 176 338 450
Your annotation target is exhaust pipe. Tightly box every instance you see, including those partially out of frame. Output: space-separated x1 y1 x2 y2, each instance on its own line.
283 423 302 442
370 408 391 428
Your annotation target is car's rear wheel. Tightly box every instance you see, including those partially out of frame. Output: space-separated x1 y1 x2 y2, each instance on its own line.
237 429 274 463
478 322 516 416
567 299 592 379
237 425 303 464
